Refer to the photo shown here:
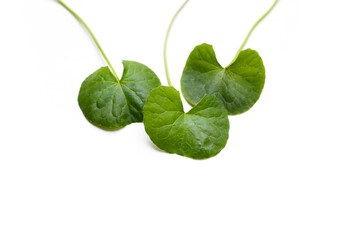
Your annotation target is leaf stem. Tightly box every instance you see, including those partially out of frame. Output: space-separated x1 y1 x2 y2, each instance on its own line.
227 0 279 67
56 0 120 82
164 0 190 87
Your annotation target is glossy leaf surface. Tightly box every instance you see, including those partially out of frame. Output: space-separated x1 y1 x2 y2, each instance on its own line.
143 86 229 159
181 43 265 115
78 61 161 130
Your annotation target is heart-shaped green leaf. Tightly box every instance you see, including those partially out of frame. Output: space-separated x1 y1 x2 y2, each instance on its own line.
181 43 265 115
143 86 229 159
78 61 161 130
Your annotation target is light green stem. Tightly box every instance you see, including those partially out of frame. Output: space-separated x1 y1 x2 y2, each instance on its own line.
164 0 190 87
57 0 120 82
227 0 279 67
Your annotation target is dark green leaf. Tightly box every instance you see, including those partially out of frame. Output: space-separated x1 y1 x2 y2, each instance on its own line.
143 86 229 159
78 61 161 130
181 43 265 115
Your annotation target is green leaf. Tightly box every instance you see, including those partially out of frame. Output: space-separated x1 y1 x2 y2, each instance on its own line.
78 61 161 130
181 43 265 115
143 86 229 159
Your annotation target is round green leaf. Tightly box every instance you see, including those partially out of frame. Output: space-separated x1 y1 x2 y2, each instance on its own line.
143 86 229 159
181 43 265 115
78 61 161 130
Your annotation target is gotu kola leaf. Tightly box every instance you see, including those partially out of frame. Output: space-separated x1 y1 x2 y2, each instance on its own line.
57 0 160 130
181 44 265 115
78 61 160 130
143 86 229 159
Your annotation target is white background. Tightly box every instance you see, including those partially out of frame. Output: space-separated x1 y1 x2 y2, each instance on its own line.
0 0 359 239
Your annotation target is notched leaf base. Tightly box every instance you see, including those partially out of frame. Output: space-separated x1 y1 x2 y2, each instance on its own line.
78 61 161 130
181 43 266 115
143 86 230 159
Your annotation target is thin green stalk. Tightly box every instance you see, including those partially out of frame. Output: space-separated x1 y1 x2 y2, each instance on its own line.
227 0 279 67
57 0 120 82
164 0 190 87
